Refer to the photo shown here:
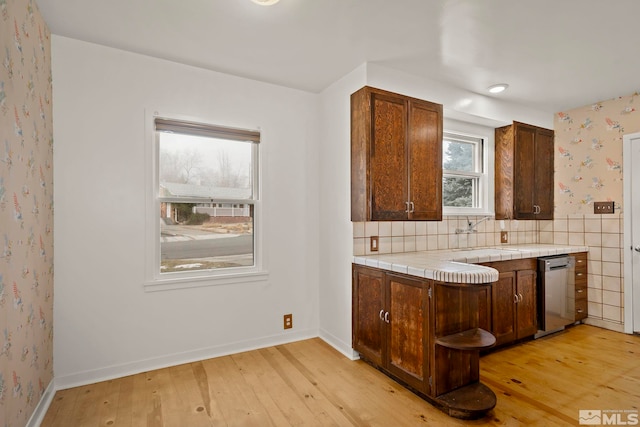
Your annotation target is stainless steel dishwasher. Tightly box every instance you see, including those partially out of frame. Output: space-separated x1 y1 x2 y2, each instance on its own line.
535 255 576 338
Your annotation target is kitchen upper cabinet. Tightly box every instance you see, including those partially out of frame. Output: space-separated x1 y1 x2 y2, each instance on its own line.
351 86 443 221
495 122 554 220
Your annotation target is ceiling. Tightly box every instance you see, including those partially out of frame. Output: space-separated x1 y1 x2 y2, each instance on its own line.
36 0 640 114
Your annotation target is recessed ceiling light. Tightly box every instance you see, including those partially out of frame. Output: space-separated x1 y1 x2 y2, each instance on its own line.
488 84 509 94
251 0 280 5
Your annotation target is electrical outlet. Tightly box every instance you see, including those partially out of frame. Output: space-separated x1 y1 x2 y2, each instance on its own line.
370 236 379 252
283 314 293 330
501 231 508 243
594 201 615 214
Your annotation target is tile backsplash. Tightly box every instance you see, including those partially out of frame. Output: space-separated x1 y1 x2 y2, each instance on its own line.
353 213 624 326
353 216 541 256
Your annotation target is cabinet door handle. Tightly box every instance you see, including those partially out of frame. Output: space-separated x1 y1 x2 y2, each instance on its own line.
518 293 523 302
514 294 519 304
533 205 540 214
384 312 390 323
405 201 410 213
379 309 385 321
410 202 415 213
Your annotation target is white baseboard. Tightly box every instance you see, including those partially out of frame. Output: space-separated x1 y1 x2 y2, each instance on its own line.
55 328 318 390
318 328 359 360
584 317 626 333
26 379 55 427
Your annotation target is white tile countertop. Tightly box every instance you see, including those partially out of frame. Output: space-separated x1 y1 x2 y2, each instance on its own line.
353 244 589 285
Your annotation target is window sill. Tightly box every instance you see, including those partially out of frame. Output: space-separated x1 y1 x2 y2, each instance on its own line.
144 270 269 292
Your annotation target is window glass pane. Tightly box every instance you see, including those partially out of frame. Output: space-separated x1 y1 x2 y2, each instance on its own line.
443 139 475 172
160 203 254 272
156 121 259 276
442 176 475 207
159 132 253 200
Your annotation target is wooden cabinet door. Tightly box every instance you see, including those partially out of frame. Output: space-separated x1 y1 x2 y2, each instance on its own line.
386 274 429 393
351 86 443 221
516 269 538 338
491 272 517 346
370 91 409 220
352 266 385 366
533 128 554 219
407 100 443 221
514 124 537 219
495 122 554 220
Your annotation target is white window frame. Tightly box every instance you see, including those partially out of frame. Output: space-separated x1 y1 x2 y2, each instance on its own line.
144 111 268 292
442 120 495 216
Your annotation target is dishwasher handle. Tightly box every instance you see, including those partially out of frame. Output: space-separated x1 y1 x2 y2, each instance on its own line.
541 255 575 271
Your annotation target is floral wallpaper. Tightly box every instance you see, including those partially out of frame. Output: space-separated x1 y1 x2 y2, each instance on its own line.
555 91 640 215
0 0 54 425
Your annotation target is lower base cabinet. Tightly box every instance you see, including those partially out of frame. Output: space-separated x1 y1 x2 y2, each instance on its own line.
352 264 497 419
481 259 538 347
352 266 429 393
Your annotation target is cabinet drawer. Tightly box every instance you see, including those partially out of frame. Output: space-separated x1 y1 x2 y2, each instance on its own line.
575 299 588 320
574 253 587 272
575 270 587 285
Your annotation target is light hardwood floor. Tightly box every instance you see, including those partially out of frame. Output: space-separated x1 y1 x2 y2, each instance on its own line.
42 325 640 426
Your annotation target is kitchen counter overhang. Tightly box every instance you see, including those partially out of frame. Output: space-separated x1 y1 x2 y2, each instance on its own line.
353 244 589 284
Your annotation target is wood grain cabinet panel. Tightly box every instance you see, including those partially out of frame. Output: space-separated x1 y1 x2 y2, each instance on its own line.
495 122 554 220
351 86 443 221
352 266 385 366
352 264 498 419
515 269 538 339
352 265 430 394
491 272 517 345
574 252 588 321
387 274 429 392
483 259 538 347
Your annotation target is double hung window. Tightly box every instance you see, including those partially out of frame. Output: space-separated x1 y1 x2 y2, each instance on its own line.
153 117 259 279
442 131 487 213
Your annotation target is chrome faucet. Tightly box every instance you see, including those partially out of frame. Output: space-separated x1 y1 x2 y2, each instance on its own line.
455 216 492 234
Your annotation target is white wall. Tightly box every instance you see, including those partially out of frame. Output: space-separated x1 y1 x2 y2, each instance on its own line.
316 63 553 357
52 34 554 383
317 64 367 357
52 36 320 387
